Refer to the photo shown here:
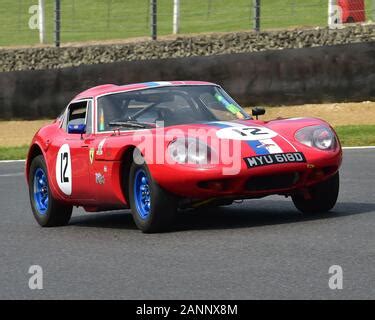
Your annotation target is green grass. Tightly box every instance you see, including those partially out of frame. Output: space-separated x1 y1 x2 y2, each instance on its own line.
0 145 29 161
335 125 375 147
1 0 373 47
0 125 373 160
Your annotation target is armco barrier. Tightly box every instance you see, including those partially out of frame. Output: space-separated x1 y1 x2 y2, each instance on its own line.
0 42 374 119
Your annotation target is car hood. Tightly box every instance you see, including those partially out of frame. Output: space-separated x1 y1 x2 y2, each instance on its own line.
98 117 337 162
160 118 327 157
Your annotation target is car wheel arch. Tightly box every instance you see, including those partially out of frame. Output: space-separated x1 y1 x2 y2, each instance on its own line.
26 144 44 184
119 145 138 205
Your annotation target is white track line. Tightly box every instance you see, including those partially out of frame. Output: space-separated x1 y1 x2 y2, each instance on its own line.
0 160 26 163
0 172 24 177
342 146 375 150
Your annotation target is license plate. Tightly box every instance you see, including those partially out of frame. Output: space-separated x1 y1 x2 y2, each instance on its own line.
244 152 306 168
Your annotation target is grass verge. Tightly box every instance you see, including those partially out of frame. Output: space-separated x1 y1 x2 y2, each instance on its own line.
0 145 29 161
0 125 373 161
335 125 375 147
3 0 373 47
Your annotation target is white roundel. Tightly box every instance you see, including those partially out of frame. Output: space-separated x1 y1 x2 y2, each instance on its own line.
216 126 278 141
55 144 72 196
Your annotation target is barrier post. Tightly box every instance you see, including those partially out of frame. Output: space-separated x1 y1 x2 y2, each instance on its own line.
173 0 180 34
38 0 45 44
151 0 157 40
54 0 61 47
253 0 260 32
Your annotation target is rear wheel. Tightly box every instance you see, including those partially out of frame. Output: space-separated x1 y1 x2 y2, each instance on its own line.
28 155 72 227
129 161 177 233
292 172 339 214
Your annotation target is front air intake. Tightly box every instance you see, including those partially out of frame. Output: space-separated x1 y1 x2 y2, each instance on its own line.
245 172 300 191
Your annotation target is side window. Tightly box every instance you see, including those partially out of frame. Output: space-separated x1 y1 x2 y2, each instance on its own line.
65 101 92 133
97 96 127 132
67 101 87 127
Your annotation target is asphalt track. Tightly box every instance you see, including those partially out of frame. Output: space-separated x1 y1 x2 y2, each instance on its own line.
0 149 374 299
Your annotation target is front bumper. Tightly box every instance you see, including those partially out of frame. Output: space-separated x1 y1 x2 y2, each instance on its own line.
149 149 342 199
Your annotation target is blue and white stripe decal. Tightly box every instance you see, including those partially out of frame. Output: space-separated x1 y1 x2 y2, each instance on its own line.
247 140 271 155
206 121 231 129
208 121 283 155
143 81 172 87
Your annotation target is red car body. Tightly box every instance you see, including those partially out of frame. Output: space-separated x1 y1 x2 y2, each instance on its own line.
26 81 342 225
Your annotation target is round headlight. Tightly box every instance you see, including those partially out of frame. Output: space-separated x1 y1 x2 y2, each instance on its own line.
312 127 334 150
295 125 336 151
168 138 188 163
168 137 212 165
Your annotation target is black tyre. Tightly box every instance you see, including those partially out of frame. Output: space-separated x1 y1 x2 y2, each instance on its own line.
292 172 339 214
129 161 177 233
28 155 73 227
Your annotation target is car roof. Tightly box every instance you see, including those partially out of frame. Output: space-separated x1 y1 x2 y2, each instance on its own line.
73 81 218 101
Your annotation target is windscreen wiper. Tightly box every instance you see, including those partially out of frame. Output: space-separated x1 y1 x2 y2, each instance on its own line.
108 121 154 129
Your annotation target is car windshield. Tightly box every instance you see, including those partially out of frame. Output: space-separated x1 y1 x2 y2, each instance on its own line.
96 85 250 131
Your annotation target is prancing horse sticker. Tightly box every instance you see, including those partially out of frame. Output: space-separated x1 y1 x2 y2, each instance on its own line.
56 144 72 195
89 148 95 164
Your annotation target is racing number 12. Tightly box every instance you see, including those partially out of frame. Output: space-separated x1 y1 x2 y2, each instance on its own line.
233 128 268 137
60 152 69 183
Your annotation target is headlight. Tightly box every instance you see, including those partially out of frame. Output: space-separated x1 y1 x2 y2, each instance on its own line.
295 125 336 150
168 137 213 164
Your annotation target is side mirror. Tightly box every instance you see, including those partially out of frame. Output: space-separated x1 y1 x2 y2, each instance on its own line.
252 107 266 120
68 123 86 134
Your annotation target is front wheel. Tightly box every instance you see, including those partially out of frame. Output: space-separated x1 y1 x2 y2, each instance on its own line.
29 155 73 227
129 162 177 233
292 172 339 214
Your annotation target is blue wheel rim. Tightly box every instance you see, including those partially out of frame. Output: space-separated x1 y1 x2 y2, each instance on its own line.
33 168 49 215
134 169 151 220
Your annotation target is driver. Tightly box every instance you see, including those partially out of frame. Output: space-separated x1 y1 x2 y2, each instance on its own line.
98 96 123 131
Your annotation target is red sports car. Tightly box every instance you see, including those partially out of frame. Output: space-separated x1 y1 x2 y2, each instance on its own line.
26 81 342 233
